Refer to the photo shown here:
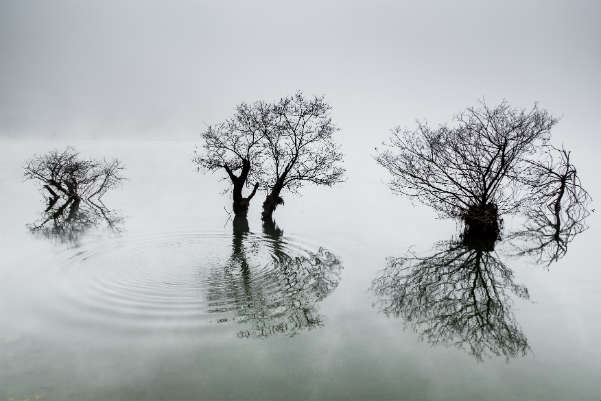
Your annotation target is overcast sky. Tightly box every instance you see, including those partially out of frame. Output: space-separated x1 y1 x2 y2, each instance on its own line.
1 0 599 152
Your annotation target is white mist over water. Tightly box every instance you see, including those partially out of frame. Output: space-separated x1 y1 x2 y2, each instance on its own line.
0 138 599 400
0 0 599 399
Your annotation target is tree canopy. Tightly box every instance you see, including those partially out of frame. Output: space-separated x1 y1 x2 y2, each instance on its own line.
24 147 124 201
24 148 124 243
375 101 556 220
194 91 345 219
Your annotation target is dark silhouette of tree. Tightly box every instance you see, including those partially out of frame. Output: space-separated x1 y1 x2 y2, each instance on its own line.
194 92 344 219
373 105 592 359
24 147 124 202
24 148 124 244
206 218 343 337
371 238 530 361
375 101 556 239
259 92 345 220
509 146 591 265
193 102 269 217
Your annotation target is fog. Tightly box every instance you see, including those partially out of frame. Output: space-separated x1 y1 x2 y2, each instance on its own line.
0 1 599 400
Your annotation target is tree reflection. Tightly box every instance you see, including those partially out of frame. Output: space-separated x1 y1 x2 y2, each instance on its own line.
207 217 342 337
28 196 122 244
372 238 530 360
373 187 590 361
373 107 592 360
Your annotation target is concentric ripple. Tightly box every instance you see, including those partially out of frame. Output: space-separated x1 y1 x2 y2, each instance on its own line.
41 230 343 338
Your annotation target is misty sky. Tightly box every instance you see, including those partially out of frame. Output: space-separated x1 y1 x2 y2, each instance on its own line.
1 1 599 158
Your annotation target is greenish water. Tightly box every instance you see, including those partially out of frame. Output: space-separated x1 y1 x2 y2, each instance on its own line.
0 139 599 400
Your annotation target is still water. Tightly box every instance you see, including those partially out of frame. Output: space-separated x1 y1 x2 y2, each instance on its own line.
0 139 599 400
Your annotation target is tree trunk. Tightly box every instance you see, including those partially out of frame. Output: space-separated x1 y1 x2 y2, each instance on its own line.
462 203 499 251
51 196 75 220
67 197 81 222
261 184 284 220
552 175 567 241
232 178 246 216
232 182 258 218
227 160 258 218
44 185 60 211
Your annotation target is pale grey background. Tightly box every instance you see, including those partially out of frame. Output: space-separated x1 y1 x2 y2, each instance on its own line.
0 1 599 400
1 0 599 196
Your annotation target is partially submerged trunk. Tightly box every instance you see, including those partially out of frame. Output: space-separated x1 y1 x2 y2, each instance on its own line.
232 182 258 217
225 159 258 218
462 203 500 251
261 180 284 221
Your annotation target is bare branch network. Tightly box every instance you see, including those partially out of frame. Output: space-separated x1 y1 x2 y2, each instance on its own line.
370 101 593 361
376 101 556 218
24 147 125 202
24 147 125 242
375 100 591 250
509 146 592 265
193 91 345 220
371 238 530 361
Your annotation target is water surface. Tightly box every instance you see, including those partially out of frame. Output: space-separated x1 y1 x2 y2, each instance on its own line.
0 139 599 400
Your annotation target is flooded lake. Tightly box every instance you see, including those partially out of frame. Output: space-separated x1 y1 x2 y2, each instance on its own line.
0 139 599 400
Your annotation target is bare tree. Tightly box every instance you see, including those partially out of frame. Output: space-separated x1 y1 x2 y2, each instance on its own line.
194 92 345 219
24 148 124 202
24 148 124 243
193 102 269 217
509 146 591 265
375 101 556 239
371 238 530 360
259 92 345 220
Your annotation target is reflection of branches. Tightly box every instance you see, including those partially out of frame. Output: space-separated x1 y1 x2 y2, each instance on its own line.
28 197 122 244
372 240 529 361
235 246 341 338
511 146 591 266
207 218 342 338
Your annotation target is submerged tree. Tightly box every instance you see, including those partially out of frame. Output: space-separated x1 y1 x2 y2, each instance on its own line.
195 92 345 219
375 101 557 240
371 238 530 360
193 102 269 217
24 147 124 203
24 148 124 243
258 92 345 220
